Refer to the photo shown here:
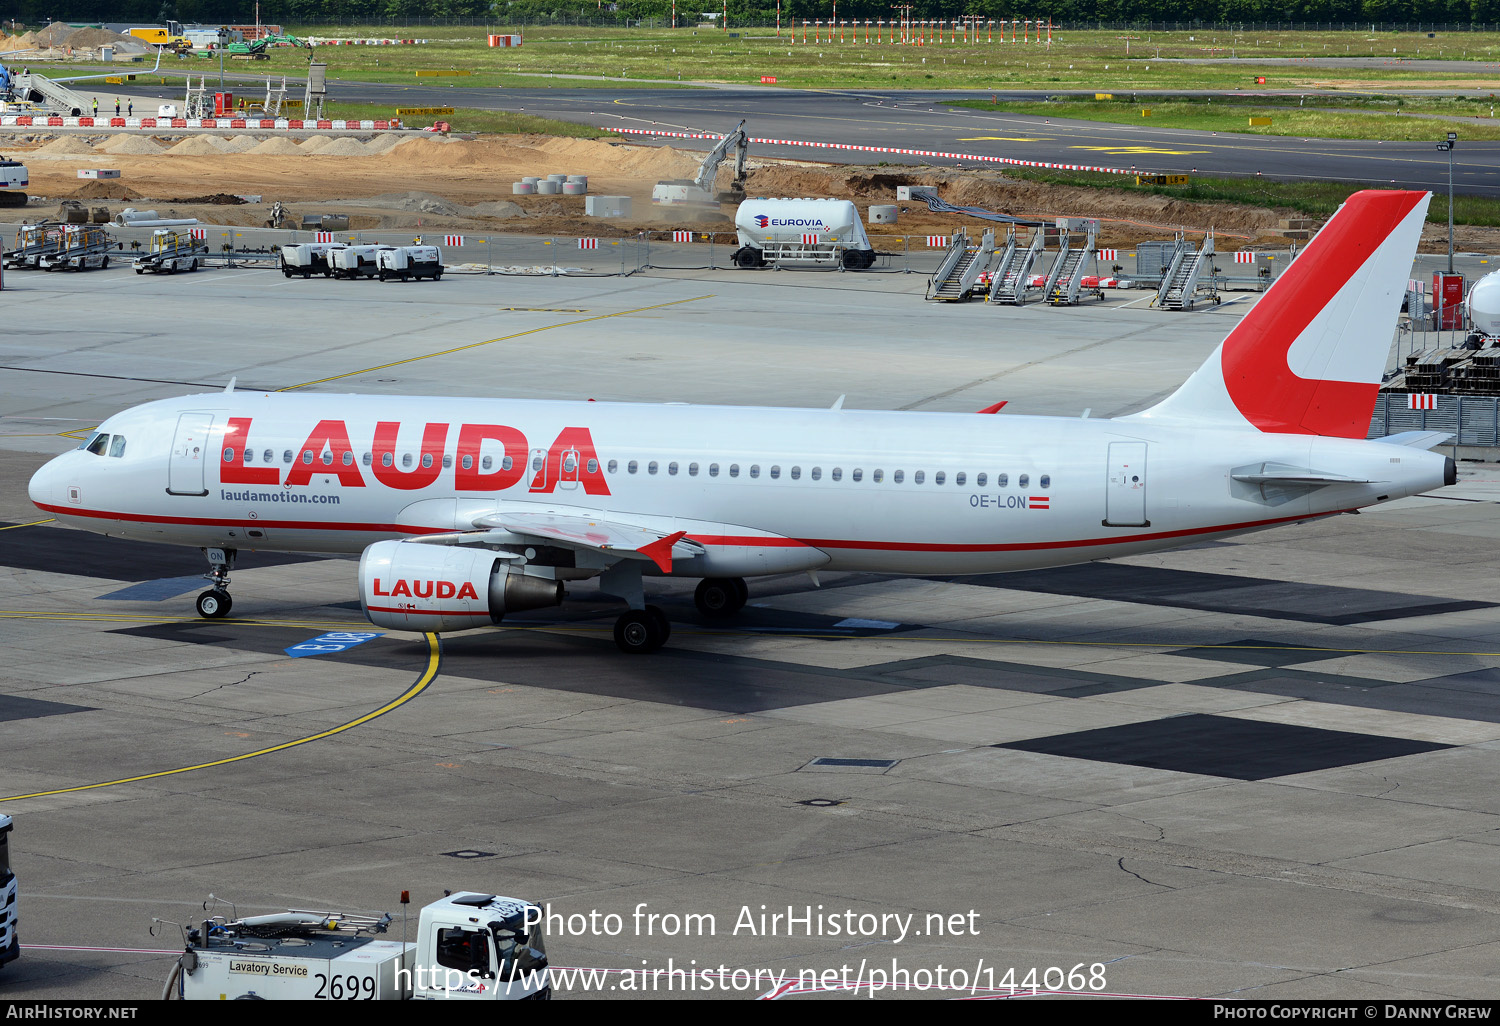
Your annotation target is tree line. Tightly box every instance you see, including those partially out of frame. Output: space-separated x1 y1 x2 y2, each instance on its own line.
7 0 1498 31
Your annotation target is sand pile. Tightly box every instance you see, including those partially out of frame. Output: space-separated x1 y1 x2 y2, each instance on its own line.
249 137 305 155
381 136 486 168
67 180 142 200
471 201 526 219
98 135 165 154
219 136 260 153
362 134 409 154
321 138 373 156
36 136 97 154
168 136 232 155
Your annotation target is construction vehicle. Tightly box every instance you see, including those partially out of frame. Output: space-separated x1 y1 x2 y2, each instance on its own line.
134 229 207 274
280 242 345 278
129 22 193 51
226 34 313 61
731 197 876 270
377 246 443 282
39 225 115 271
331 244 392 279
3 222 66 269
652 119 747 210
0 158 28 208
159 891 548 1000
0 815 16 967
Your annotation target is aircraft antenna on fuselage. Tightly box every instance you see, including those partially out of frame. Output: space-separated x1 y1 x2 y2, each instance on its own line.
830 395 845 411
224 377 237 393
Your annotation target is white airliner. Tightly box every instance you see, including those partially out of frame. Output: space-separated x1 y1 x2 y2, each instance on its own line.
28 189 1455 653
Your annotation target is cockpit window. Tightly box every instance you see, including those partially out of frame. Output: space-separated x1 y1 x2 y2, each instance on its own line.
108 435 126 458
84 433 110 456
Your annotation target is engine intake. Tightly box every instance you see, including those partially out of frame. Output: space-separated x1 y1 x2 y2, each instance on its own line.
358 539 562 633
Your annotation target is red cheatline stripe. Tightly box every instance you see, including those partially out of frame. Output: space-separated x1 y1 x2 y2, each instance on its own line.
365 606 490 616
37 505 1350 556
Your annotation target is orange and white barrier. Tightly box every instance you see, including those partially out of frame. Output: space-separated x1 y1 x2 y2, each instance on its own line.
444 235 465 246
1233 251 1256 263
607 127 1139 178
578 238 598 250
487 34 522 47
926 236 948 247
671 231 693 242
0 115 402 131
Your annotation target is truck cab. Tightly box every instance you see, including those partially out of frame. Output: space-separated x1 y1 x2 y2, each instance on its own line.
0 815 16 966
413 892 548 1000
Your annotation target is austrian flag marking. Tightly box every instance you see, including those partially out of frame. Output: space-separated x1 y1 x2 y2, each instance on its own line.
1030 495 1051 510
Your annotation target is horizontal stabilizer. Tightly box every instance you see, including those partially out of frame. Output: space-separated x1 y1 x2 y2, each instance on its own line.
1379 430 1454 450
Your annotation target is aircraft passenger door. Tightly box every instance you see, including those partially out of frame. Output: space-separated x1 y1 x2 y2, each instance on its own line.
1104 441 1149 527
558 448 581 490
528 447 549 491
167 412 215 497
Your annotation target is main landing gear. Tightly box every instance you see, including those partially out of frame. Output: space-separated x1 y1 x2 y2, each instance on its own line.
602 564 750 654
196 546 236 619
693 577 748 619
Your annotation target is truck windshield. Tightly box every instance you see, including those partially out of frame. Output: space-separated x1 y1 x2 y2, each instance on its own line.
0 823 10 881
490 908 546 980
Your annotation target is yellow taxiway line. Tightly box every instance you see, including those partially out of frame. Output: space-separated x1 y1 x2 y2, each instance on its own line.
0 632 441 805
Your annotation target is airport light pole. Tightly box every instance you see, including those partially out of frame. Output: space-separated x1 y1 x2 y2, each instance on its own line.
1438 132 1455 273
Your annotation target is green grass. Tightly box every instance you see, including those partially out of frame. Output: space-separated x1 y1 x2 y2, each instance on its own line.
50 26 1500 94
318 101 617 136
254 26 1500 93
950 96 1500 141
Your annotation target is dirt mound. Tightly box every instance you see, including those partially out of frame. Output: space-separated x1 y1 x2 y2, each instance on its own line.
348 191 465 215
67 180 141 200
362 134 409 154
321 138 373 156
471 201 526 219
167 193 246 205
381 136 487 168
67 27 139 49
297 135 337 153
97 135 165 154
249 137 305 155
36 136 97 154
219 136 261 153
168 136 232 155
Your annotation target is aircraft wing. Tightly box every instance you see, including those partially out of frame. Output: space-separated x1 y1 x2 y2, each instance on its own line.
24 50 164 85
470 512 705 572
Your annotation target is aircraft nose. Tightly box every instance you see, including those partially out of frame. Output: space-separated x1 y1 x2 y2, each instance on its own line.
28 453 66 511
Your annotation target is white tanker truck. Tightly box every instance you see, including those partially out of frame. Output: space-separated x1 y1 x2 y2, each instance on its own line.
731 198 876 270
1465 270 1500 337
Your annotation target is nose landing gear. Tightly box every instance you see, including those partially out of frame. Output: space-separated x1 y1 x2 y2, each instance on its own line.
196 546 236 619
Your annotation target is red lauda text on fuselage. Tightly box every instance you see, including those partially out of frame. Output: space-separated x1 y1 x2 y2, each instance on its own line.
218 419 610 495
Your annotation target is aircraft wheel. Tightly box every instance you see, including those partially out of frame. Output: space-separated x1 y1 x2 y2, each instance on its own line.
614 609 665 654
196 589 232 619
694 578 744 618
645 604 671 643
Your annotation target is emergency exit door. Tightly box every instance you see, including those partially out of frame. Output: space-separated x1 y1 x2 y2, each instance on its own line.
1104 441 1148 527
167 412 215 496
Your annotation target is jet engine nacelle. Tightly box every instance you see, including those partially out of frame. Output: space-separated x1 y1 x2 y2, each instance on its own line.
358 539 562 633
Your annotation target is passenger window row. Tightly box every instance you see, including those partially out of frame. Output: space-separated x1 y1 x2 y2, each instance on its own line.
603 459 1050 489
216 445 1052 491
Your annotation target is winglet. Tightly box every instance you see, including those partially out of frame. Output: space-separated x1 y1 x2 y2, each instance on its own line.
976 401 1008 414
637 530 688 573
